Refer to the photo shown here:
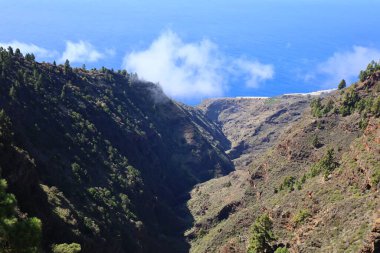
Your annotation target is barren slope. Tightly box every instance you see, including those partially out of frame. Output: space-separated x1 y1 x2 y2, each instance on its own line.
188 76 380 252
198 95 314 169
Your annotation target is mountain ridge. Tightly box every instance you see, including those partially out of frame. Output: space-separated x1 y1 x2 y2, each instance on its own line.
0 47 379 253
0 48 233 253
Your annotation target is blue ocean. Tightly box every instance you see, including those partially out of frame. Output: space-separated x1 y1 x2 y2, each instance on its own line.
1 0 379 104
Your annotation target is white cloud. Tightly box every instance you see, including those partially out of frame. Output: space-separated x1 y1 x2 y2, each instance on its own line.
0 40 114 64
123 31 224 99
233 59 274 88
315 46 380 86
123 30 274 100
0 40 58 58
59 40 110 63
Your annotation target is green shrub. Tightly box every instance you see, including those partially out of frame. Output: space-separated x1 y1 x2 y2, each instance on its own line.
340 87 359 116
87 187 116 208
339 106 351 117
274 247 290 253
248 214 275 253
71 163 88 182
355 99 366 113
311 135 321 148
279 176 296 192
311 98 335 117
372 96 380 117
52 243 81 253
126 165 142 188
310 98 323 117
322 99 334 114
83 217 100 235
359 60 380 82
371 166 380 186
118 193 136 219
292 209 311 226
359 117 369 130
309 148 338 179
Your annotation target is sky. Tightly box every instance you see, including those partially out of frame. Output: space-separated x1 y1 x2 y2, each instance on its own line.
1 0 380 104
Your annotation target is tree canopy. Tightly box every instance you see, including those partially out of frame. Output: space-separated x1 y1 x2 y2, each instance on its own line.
248 214 275 253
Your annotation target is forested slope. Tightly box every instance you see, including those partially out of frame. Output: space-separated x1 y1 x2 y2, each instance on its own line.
0 47 233 253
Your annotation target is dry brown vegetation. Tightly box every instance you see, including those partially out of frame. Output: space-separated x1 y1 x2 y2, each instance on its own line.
188 74 380 253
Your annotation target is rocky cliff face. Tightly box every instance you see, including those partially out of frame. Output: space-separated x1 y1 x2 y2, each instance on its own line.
198 96 312 169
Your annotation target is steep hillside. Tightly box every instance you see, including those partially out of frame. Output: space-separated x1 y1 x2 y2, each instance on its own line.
188 69 380 252
0 48 233 252
198 95 316 169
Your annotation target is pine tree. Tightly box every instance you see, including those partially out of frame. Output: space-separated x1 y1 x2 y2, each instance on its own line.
0 179 42 252
310 98 323 117
248 214 275 253
15 48 22 58
338 79 346 90
7 46 14 55
0 109 13 144
25 53 35 61
312 135 321 148
64 59 71 75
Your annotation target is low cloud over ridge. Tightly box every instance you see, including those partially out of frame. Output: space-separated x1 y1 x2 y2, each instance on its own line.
59 40 114 63
0 40 114 64
233 59 274 88
308 46 380 87
123 30 274 100
0 41 58 58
